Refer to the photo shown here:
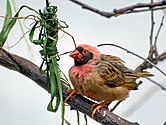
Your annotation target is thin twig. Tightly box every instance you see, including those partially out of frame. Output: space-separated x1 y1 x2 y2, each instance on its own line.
64 119 72 125
69 0 166 18
58 51 72 56
8 31 29 49
60 29 77 48
45 0 49 7
97 43 166 77
84 114 88 125
150 0 155 48
77 111 80 125
145 77 166 90
110 100 123 112
124 6 166 15
154 16 165 57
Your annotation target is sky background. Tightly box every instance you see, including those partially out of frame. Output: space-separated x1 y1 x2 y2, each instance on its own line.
0 0 166 125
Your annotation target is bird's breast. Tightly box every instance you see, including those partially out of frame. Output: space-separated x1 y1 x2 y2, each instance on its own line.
69 64 94 80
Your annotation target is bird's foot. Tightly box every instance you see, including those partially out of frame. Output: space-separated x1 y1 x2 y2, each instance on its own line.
92 105 103 119
91 100 112 119
91 103 109 119
91 103 108 109
66 88 74 93
64 89 77 105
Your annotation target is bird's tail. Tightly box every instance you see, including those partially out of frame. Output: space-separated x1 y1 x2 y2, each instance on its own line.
123 70 153 90
136 70 154 77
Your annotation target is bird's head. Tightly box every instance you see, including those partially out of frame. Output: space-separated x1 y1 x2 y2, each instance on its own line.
70 44 101 66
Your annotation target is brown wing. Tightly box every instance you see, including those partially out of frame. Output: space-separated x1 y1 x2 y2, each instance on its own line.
96 59 125 87
101 54 125 65
96 55 138 90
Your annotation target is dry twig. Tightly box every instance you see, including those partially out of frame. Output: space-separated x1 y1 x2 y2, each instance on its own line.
69 0 166 18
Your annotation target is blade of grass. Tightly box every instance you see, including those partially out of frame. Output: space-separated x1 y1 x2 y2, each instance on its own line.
52 57 65 125
0 4 40 47
3 0 12 27
0 0 13 46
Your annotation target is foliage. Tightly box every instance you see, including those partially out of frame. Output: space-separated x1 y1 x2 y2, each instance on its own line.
0 1 69 124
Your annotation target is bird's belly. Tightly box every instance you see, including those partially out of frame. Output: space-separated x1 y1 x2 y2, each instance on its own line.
69 67 129 102
81 76 129 102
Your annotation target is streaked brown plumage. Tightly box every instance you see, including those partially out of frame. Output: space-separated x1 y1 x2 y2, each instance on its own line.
65 44 153 119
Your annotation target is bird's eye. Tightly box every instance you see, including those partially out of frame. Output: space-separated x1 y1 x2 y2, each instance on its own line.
82 49 89 55
77 47 83 52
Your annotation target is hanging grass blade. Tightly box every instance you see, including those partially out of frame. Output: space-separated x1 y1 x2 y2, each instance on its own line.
47 98 54 111
43 32 48 56
39 60 46 74
29 21 38 43
3 0 12 27
47 96 61 112
50 63 57 97
0 0 16 47
19 5 39 15
0 3 40 47
47 63 61 112
0 2 69 125
51 57 65 125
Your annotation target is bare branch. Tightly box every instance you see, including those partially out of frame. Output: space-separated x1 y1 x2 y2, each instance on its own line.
45 0 49 7
154 16 165 56
69 0 166 18
145 77 166 90
150 0 155 48
110 100 123 112
0 48 139 125
136 15 165 73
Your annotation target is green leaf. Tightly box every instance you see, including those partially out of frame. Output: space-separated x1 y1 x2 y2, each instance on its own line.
29 22 38 43
43 33 48 56
47 97 60 112
53 97 61 112
3 0 12 27
47 98 54 111
50 63 57 97
39 60 46 74
32 40 44 45
47 62 61 113
51 58 65 125
0 4 41 47
0 0 14 47
0 4 40 47
46 46 57 55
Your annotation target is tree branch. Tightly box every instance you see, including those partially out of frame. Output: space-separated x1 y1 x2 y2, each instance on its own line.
69 0 166 18
0 48 139 125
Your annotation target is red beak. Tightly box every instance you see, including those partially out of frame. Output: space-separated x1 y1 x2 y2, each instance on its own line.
70 49 82 60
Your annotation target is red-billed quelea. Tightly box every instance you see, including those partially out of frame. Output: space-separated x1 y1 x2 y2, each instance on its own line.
64 44 153 119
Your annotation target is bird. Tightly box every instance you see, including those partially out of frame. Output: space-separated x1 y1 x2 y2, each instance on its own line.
64 44 153 119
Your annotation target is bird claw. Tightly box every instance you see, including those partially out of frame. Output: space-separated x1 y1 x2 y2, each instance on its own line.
91 103 98 108
66 88 74 93
92 103 108 109
91 101 110 119
92 105 103 119
64 90 76 105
